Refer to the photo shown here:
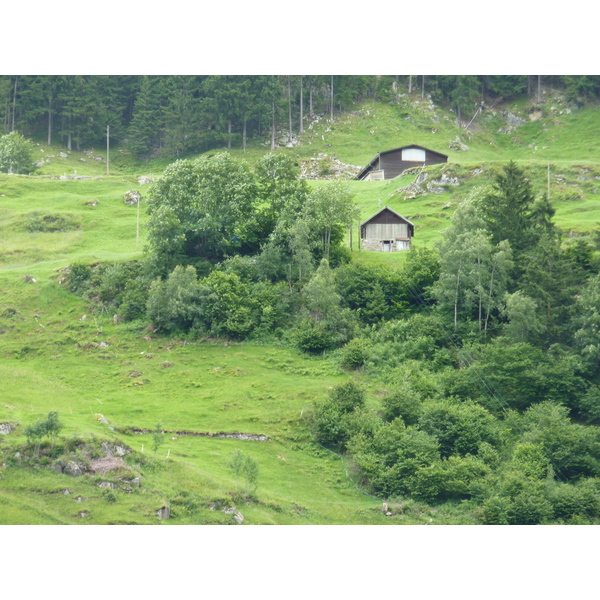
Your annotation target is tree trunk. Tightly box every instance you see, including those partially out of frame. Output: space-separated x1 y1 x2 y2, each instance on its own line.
421 75 425 98
454 267 461 330
288 76 293 142
47 95 52 146
11 77 18 132
299 76 304 134
67 131 72 152
270 102 276 151
408 75 413 94
227 120 232 150
330 75 334 120
309 87 313 116
242 118 247 149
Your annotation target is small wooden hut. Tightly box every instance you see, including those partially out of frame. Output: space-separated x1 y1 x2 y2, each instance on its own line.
356 144 448 181
360 207 414 252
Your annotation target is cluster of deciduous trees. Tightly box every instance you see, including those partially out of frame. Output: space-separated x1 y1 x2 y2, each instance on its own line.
305 162 600 523
3 75 600 158
65 159 600 522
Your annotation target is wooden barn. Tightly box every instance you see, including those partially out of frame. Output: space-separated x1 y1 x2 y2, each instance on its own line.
360 207 414 252
356 144 448 181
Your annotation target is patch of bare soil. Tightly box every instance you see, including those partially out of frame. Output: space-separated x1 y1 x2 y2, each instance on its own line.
89 456 126 475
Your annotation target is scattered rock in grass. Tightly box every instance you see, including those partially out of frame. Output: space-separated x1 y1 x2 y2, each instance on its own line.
100 441 130 457
83 200 99 206
127 371 142 378
138 176 155 185
442 202 452 209
221 507 244 523
161 361 172 368
52 461 65 474
382 502 388 514
74 496 82 503
98 481 114 489
63 461 84 477
156 505 170 520
23 274 37 283
123 190 141 205
0 423 17 435
62 489 70 495
145 353 153 359
95 413 109 424
448 136 469 151
75 510 90 518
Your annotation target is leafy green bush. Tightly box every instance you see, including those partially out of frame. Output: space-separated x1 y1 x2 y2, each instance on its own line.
329 381 365 414
291 319 335 354
0 131 36 174
339 338 372 369
24 411 63 447
381 386 423 425
66 263 93 293
550 480 600 521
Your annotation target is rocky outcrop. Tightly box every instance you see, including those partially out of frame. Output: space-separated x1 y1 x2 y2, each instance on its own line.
0 422 16 435
63 461 84 477
123 190 141 205
448 136 469 151
299 153 361 180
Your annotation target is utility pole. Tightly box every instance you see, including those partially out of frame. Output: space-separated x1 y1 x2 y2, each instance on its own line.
106 125 110 176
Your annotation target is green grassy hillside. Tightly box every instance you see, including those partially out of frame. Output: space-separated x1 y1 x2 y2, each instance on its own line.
1 89 600 524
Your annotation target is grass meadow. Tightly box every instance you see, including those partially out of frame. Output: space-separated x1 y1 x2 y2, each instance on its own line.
1 94 600 524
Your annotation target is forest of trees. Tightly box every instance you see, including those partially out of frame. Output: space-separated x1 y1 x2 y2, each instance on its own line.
2 75 600 158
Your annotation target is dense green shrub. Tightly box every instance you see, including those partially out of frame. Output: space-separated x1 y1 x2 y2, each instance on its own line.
339 337 372 369
66 263 93 293
381 386 423 425
146 265 212 332
329 381 365 414
417 399 498 458
290 319 336 354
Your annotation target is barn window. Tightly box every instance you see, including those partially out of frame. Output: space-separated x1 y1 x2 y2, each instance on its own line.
401 148 426 162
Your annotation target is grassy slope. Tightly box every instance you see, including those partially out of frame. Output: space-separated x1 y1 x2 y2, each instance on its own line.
1 89 599 524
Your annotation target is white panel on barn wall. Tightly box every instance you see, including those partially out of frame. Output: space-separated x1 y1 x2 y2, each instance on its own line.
401 148 426 162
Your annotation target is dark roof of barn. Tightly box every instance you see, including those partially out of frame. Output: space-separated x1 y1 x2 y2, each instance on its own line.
356 144 449 180
360 206 415 228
